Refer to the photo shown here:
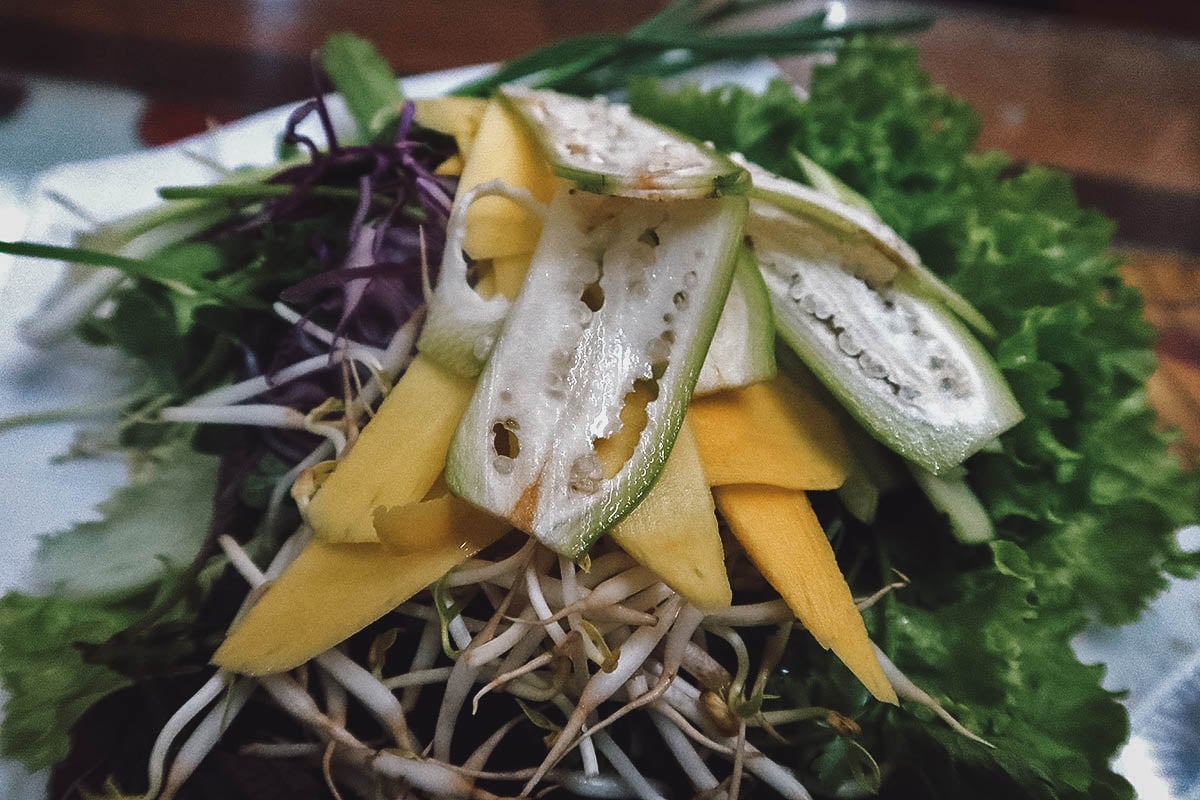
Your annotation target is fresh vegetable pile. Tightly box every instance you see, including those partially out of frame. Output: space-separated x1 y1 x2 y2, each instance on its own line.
1 9 1197 800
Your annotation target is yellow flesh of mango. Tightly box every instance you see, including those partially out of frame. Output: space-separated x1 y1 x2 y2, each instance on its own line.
689 374 850 491
212 514 507 675
714 484 897 705
474 264 498 299
412 96 488 161
491 253 533 301
374 493 511 557
458 99 557 261
434 154 465 177
304 355 476 543
610 422 731 609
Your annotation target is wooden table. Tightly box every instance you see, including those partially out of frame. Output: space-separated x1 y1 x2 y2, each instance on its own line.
1 0 1197 462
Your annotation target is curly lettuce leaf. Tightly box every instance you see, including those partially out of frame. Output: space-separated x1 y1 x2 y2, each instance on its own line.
632 36 1199 800
880 540 1133 799
0 593 140 771
2 437 224 772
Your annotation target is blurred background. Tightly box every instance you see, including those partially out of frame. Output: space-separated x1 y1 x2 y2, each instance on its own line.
0 0 1196 465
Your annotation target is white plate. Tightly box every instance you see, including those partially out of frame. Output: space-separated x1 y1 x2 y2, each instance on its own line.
0 56 1194 800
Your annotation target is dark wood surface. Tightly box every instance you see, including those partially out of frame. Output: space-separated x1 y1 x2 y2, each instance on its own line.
1 2 1196 210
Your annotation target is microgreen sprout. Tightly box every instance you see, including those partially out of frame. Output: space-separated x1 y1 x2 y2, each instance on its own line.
149 512 992 799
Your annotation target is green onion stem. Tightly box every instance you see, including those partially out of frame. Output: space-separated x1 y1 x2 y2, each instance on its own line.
0 394 146 434
157 184 367 203
0 240 252 308
451 0 930 98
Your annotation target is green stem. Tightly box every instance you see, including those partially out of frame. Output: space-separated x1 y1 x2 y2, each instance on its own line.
873 529 897 654
0 240 248 307
106 158 304 242
627 16 932 55
178 335 238 396
526 46 626 92
450 35 622 97
0 394 145 434
157 184 371 204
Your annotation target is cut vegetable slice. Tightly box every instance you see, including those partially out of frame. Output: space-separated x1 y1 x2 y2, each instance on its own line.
609 421 731 609
688 374 849 491
417 180 548 377
744 159 916 288
741 157 994 336
304 355 476 543
434 154 465 177
713 484 897 705
500 86 749 201
457 97 558 260
694 247 776 396
448 188 747 557
749 201 1023 475
212 518 506 675
793 151 875 214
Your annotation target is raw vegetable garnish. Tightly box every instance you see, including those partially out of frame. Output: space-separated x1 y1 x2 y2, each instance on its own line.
0 13 1194 800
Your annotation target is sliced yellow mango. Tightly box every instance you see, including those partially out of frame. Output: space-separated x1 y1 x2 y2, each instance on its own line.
413 96 488 160
474 262 498 299
458 99 557 261
374 492 511 557
434 153 465 177
688 374 850 491
305 355 476 543
714 484 897 704
610 422 731 609
491 252 533 301
593 378 658 479
212 529 502 675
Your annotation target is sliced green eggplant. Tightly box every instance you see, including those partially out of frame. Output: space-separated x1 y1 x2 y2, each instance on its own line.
500 87 749 200
448 188 747 557
749 199 1023 475
694 247 776 396
740 156 995 337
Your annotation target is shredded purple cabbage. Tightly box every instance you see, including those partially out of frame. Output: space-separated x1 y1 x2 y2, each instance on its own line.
207 83 458 461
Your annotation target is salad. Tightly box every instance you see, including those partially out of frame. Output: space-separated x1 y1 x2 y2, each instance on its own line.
1 6 1197 800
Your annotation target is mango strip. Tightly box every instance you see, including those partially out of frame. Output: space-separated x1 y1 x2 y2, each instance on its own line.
491 253 533 301
458 99 557 261
212 514 506 676
374 493 511 556
305 355 476 543
688 374 850 491
713 484 897 704
412 96 488 161
610 421 731 609
434 154 465 177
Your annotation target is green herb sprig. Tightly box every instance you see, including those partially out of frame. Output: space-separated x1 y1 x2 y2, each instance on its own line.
452 0 931 98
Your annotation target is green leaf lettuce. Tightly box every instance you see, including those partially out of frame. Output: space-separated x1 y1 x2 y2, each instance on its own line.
0 593 140 771
632 36 1199 800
